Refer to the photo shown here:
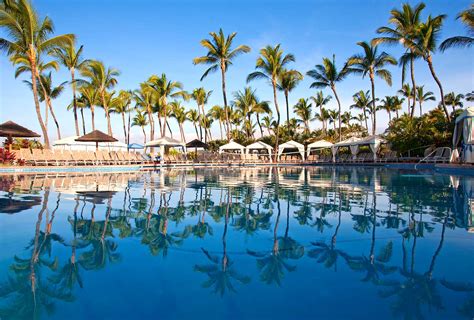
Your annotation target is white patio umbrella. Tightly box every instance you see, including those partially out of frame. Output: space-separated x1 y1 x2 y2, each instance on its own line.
452 107 474 163
53 135 128 151
278 140 305 160
145 136 186 162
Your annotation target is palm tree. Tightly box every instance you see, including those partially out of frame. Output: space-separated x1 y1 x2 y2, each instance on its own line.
398 83 414 115
247 44 295 160
416 86 435 116
0 0 75 148
440 5 474 51
347 41 396 135
444 92 464 112
374 2 426 117
193 29 250 139
134 83 155 144
148 73 188 137
191 87 212 140
132 110 148 144
261 115 274 136
110 90 132 142
80 60 120 135
466 91 474 102
328 109 339 131
310 91 332 132
293 98 312 133
307 55 348 141
77 85 99 131
251 97 271 138
187 109 200 139
409 14 451 120
50 43 88 136
277 69 303 124
378 96 396 122
209 105 225 140
314 107 331 134
27 72 66 140
391 96 405 118
350 90 372 132
170 100 187 142
201 115 213 142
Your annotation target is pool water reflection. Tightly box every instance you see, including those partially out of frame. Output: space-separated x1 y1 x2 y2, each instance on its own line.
0 167 473 319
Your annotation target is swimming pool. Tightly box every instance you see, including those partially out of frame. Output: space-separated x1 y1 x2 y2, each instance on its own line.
0 167 473 319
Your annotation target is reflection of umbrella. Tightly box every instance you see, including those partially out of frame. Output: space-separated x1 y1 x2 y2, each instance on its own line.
76 191 117 205
75 130 118 151
0 121 40 152
0 196 42 214
128 143 144 150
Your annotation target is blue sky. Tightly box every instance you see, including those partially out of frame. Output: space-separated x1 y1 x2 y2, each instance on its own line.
1 0 473 143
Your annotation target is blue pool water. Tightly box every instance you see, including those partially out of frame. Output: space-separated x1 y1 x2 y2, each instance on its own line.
0 167 473 319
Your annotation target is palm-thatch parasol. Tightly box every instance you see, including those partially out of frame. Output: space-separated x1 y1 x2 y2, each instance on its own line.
186 139 208 154
0 121 41 152
75 130 118 151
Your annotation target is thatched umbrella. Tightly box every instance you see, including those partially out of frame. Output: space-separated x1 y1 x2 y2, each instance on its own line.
0 121 40 152
75 130 118 151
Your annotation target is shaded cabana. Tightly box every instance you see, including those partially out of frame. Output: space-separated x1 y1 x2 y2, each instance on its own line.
219 140 245 154
75 130 118 151
278 140 305 161
245 141 273 157
358 135 387 161
55 135 127 151
452 106 474 163
306 139 333 158
145 136 186 163
331 137 363 162
331 136 386 161
0 121 40 152
128 143 144 150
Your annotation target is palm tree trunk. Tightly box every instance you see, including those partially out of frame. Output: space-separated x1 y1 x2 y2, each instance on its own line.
388 111 392 122
197 104 203 140
256 113 263 137
121 113 127 143
101 91 112 135
161 105 168 137
220 62 230 140
426 56 450 121
272 79 281 162
80 108 86 134
71 68 80 136
193 123 199 139
127 111 131 147
410 53 417 118
284 91 290 124
47 98 61 140
419 100 423 117
364 110 368 131
166 119 173 138
142 127 147 144
370 72 376 135
91 105 96 131
29 50 50 149
219 120 223 140
331 85 342 141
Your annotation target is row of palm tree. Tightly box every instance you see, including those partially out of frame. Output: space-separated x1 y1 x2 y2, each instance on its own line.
1 1 472 149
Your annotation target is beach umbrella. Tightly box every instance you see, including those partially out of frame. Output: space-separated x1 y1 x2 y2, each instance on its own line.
186 139 208 153
75 130 118 151
0 121 40 152
128 143 144 150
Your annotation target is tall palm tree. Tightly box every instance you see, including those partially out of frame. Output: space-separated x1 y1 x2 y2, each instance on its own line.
193 29 250 139
374 2 425 118
25 72 66 140
80 60 120 135
416 86 435 116
191 87 212 140
310 91 332 132
398 83 414 115
391 96 405 119
110 90 132 142
444 92 464 112
232 87 256 127
77 85 98 131
0 0 75 148
261 115 274 135
186 109 200 139
251 97 271 138
132 110 148 144
170 100 187 142
277 69 303 124
293 98 312 133
134 83 155 144
328 109 340 131
307 55 348 141
50 43 88 136
148 73 188 137
347 41 396 135
247 44 295 160
440 5 474 51
350 90 372 132
409 14 450 120
209 105 225 140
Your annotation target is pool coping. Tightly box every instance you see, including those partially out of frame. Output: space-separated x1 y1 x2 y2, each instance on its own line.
0 162 473 175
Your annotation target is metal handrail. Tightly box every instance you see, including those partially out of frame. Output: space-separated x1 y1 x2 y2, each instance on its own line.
414 147 451 169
